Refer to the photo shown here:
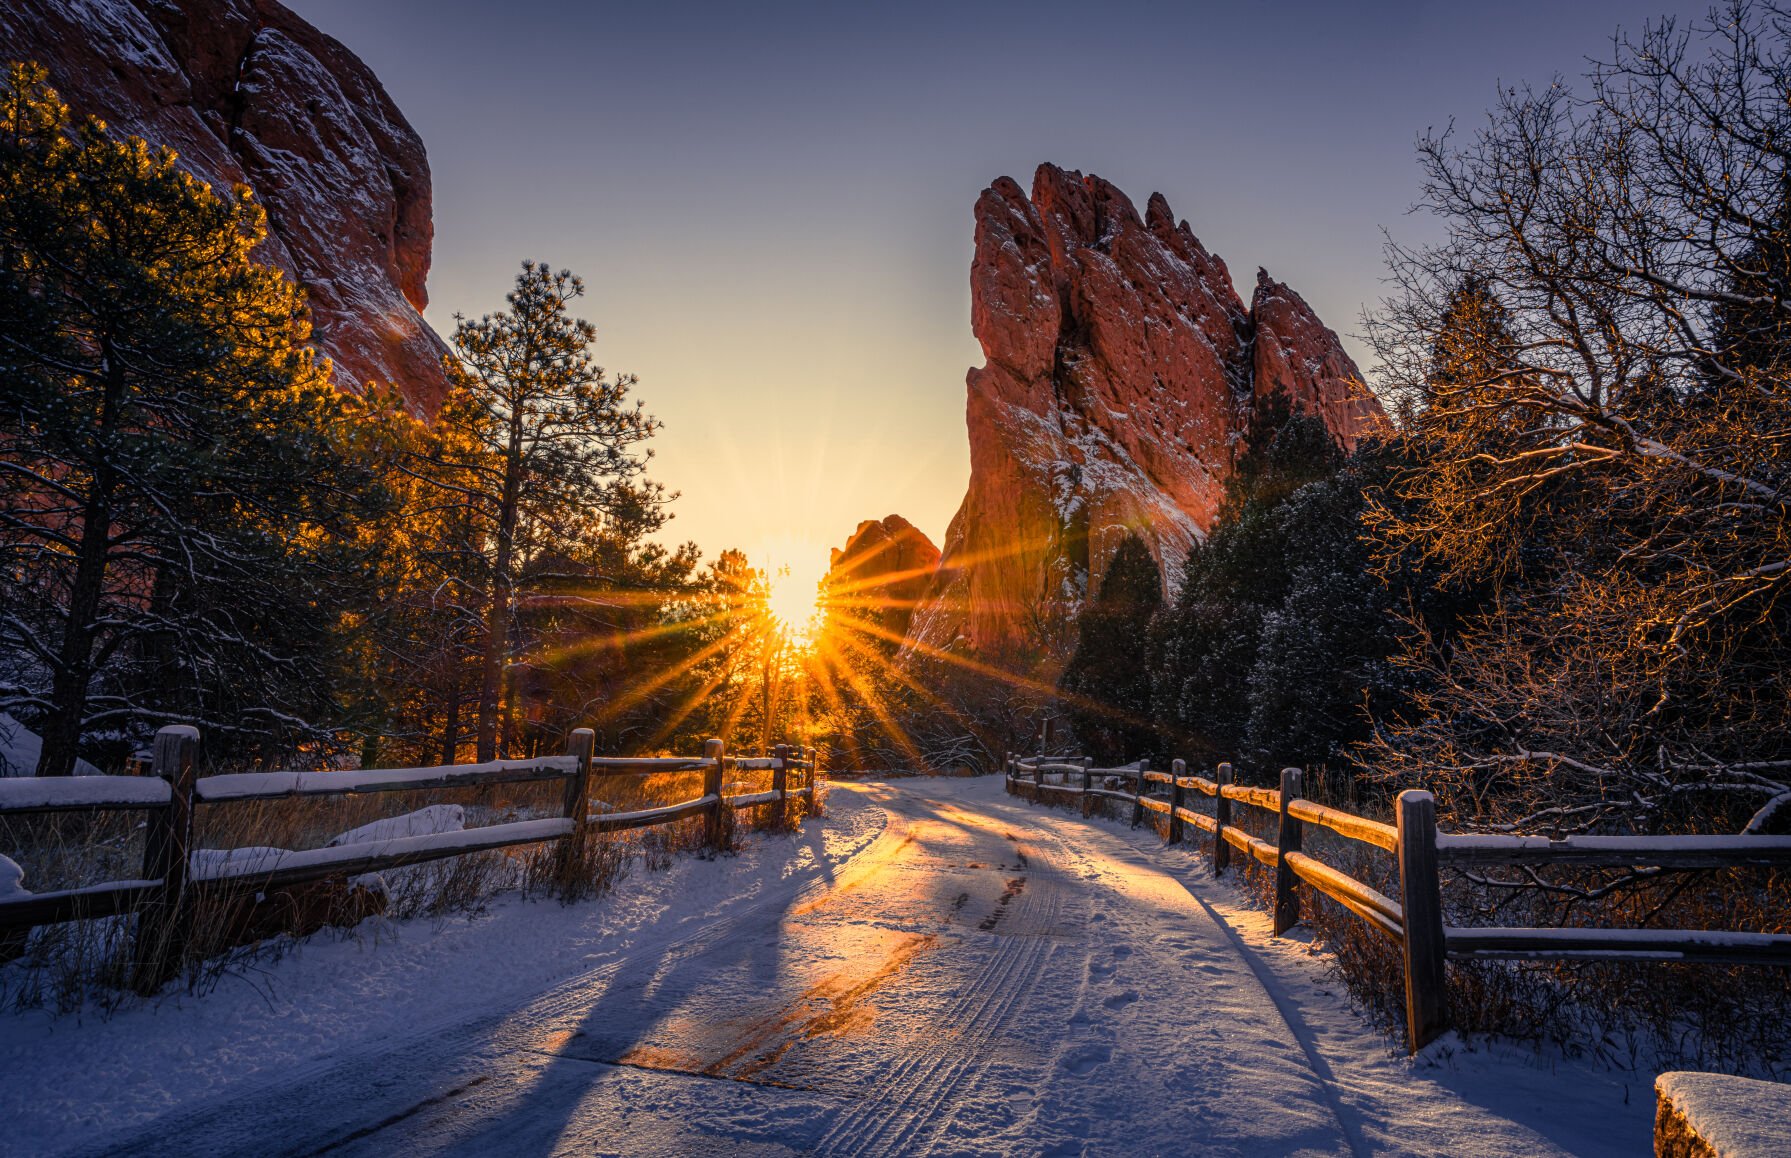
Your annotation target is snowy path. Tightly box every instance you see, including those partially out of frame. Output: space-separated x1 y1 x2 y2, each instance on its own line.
9 777 1650 1156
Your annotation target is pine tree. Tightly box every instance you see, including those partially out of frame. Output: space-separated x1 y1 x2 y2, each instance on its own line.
1058 534 1162 764
1150 394 1345 768
0 63 384 773
427 262 665 760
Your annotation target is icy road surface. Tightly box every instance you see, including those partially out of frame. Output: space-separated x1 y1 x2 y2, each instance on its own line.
11 777 1650 1156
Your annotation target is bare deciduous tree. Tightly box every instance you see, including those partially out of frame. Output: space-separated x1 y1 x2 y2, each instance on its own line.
1364 3 1791 835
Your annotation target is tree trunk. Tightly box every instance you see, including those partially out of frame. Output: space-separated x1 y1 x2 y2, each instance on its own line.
441 677 460 766
38 349 125 776
475 416 525 763
500 666 520 760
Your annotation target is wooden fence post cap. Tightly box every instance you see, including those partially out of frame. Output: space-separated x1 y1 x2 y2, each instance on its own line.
1398 789 1436 809
1172 758 1186 771
157 725 199 742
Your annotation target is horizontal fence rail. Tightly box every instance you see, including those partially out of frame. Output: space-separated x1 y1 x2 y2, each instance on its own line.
1 728 823 992
1004 751 1791 1053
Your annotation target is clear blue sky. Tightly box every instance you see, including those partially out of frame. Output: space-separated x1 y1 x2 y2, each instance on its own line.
287 0 1699 577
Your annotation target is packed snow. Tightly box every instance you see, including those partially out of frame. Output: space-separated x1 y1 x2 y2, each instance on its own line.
0 776 1660 1156
326 803 466 847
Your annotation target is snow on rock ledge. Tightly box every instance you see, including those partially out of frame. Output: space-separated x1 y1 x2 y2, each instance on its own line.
1655 1071 1791 1157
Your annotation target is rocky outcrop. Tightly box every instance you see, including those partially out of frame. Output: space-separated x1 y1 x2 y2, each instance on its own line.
906 164 1386 663
0 0 451 413
1250 271 1387 454
825 516 941 642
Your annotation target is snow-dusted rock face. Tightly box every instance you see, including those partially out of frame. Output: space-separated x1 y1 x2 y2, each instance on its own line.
906 164 1386 662
0 0 452 413
825 515 942 641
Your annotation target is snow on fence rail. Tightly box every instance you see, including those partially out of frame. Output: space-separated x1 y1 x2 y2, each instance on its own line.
1005 752 1791 1054
0 729 821 993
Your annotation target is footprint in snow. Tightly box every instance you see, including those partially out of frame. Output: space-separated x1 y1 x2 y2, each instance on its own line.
1060 1043 1112 1075
1102 989 1141 1010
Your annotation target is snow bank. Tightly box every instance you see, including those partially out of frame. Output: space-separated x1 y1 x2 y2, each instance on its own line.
328 804 464 847
0 712 103 777
189 847 290 879
0 854 26 900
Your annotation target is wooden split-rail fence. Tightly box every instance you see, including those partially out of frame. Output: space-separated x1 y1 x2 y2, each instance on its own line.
1005 753 1791 1053
0 727 820 990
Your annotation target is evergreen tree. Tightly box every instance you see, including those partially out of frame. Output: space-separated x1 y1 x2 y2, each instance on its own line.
0 63 384 773
1242 459 1401 769
426 262 665 760
1059 534 1162 764
1150 394 1344 769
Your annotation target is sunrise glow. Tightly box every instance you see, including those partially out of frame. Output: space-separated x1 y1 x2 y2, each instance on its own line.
760 541 828 645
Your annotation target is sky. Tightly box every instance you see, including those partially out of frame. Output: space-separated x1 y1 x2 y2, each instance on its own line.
288 0 1700 584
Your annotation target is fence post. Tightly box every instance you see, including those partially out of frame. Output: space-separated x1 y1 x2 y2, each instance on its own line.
1273 767 1304 936
1214 762 1233 876
1080 756 1094 816
1397 789 1448 1053
1004 751 1012 796
557 728 595 883
1167 758 1186 844
133 724 199 994
1130 759 1145 828
804 746 818 809
773 743 790 828
702 738 726 849
1034 752 1043 796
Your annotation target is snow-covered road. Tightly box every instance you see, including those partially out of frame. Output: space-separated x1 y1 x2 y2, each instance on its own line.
9 776 1651 1156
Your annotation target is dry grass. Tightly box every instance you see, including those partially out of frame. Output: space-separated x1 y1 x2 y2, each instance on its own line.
0 758 825 1018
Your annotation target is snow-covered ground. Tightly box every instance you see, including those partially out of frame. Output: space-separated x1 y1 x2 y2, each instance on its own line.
0 776 1653 1156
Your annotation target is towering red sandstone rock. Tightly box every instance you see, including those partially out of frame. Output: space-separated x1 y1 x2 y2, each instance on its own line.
906 164 1386 663
1250 270 1389 454
824 515 941 642
0 0 452 413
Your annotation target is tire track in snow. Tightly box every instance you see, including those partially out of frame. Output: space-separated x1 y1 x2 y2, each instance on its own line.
977 789 1363 1156
65 803 902 1158
809 804 1074 1156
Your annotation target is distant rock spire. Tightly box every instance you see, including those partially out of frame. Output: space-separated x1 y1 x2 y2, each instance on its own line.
905 163 1387 663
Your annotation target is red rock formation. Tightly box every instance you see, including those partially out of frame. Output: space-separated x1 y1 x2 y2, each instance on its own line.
0 0 451 413
1250 270 1391 454
906 164 1386 663
824 515 941 642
